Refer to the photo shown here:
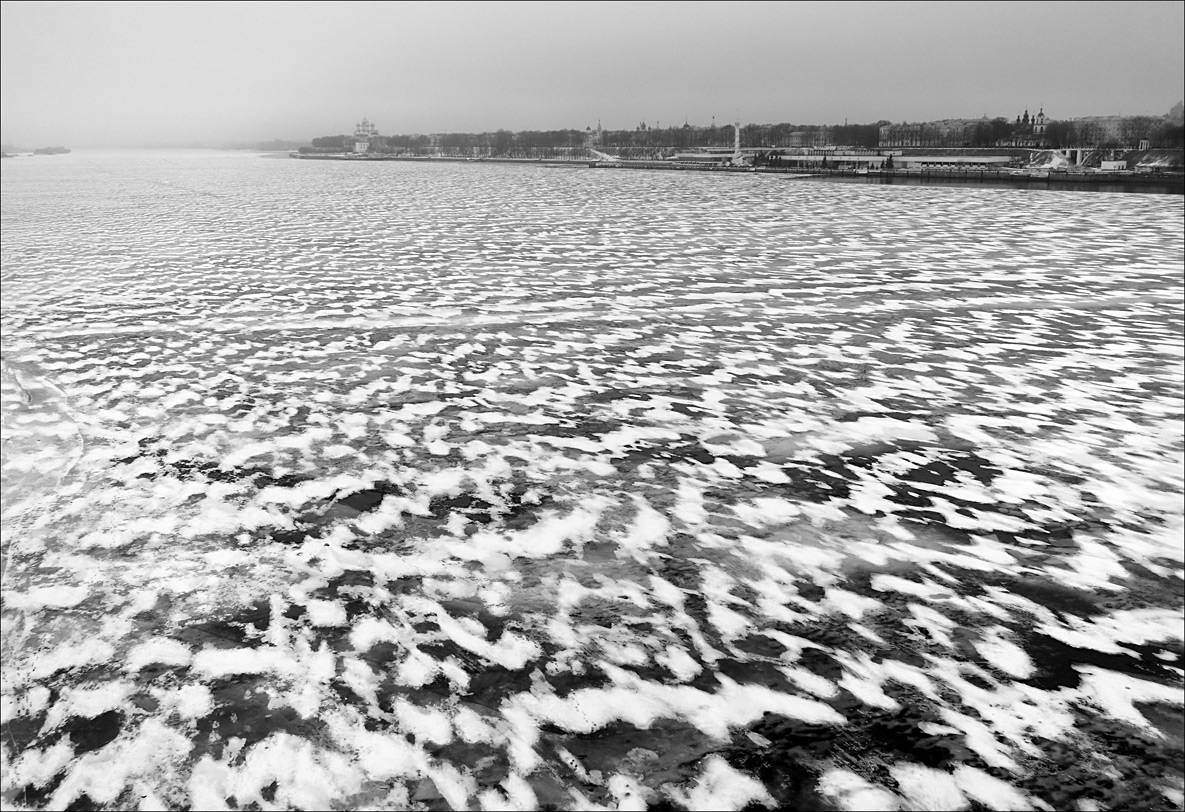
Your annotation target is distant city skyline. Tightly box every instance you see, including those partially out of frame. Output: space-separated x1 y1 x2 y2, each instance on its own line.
2 0 1183 148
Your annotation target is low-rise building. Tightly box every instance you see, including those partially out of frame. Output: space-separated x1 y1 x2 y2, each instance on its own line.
893 154 1014 169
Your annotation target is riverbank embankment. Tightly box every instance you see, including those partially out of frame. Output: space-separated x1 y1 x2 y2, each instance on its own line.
288 152 1184 193
590 161 1184 193
584 161 1184 193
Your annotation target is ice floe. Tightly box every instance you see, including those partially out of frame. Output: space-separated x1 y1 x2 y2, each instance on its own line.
2 153 1182 810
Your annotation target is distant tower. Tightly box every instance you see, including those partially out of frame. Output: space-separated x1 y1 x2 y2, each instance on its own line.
729 120 750 166
353 118 378 154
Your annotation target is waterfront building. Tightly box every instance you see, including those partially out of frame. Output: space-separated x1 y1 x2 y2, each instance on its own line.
878 122 935 148
878 119 985 148
930 119 974 146
881 112 1048 149
1069 115 1124 145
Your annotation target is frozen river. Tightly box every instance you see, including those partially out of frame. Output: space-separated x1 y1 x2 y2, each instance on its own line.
2 150 1183 810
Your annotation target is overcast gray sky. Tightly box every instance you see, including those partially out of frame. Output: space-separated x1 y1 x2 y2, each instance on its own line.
2 0 1182 147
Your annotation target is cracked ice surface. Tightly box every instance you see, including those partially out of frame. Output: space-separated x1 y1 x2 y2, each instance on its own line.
2 151 1183 811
